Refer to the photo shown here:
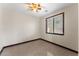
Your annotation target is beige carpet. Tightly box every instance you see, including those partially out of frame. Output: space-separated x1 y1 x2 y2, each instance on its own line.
1 40 78 56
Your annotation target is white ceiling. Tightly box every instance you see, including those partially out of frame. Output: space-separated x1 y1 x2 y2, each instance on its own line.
16 3 74 17
1 3 74 17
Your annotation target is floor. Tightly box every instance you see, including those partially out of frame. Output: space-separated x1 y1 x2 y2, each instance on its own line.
0 40 78 56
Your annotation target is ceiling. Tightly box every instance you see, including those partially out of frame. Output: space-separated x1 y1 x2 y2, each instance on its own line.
1 3 74 17
16 3 74 17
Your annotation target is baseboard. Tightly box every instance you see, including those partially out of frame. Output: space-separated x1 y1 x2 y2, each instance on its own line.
40 38 78 53
0 38 40 55
0 38 78 55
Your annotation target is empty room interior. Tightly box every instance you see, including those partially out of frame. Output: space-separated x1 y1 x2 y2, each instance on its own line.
0 3 78 56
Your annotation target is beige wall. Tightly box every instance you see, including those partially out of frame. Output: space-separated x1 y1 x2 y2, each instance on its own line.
0 4 41 51
40 4 78 51
78 3 79 55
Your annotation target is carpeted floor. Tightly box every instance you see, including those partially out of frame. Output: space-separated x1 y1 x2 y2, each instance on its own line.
0 40 78 56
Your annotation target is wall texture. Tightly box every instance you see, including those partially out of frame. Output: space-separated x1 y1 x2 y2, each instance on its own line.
40 4 78 51
0 4 41 51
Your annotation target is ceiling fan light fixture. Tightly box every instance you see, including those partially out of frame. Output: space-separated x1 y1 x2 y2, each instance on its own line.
26 3 42 12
